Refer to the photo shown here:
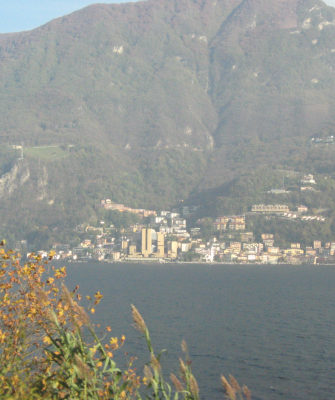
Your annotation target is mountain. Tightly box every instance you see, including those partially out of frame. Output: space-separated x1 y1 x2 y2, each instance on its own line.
0 0 335 248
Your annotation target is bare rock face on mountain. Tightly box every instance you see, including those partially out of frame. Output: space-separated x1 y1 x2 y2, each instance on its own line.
0 0 335 245
0 161 30 198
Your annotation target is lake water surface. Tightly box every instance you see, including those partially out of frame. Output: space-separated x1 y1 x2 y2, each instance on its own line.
64 263 335 400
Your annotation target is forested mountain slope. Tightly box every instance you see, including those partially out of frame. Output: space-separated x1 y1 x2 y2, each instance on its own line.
0 0 335 247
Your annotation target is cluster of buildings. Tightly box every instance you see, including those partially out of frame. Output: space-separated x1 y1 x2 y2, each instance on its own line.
198 234 335 265
30 171 333 266
44 201 335 264
100 199 156 218
250 202 326 222
50 210 191 262
266 174 319 194
49 223 335 264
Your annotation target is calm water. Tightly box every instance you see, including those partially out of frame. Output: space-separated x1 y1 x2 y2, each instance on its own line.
64 263 335 400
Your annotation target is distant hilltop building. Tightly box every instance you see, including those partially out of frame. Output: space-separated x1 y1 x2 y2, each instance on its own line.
311 136 334 144
101 199 156 217
261 233 274 240
301 174 316 185
300 186 316 192
267 189 290 194
251 204 290 214
112 45 124 54
297 205 308 214
214 216 246 231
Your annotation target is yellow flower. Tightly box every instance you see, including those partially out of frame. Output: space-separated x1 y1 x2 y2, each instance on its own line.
110 337 119 349
89 347 97 356
43 336 52 345
94 291 103 304
54 266 67 279
48 250 56 258
90 308 95 314
143 377 149 385
54 269 62 279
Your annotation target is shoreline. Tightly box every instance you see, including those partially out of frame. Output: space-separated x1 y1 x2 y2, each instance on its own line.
63 259 335 267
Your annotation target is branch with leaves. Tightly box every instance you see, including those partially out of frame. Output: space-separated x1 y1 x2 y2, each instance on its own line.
0 242 250 399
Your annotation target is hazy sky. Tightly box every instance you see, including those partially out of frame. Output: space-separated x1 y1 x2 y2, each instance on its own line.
0 0 335 33
0 0 135 33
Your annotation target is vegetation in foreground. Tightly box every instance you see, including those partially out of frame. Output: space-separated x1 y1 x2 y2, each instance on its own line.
0 242 250 399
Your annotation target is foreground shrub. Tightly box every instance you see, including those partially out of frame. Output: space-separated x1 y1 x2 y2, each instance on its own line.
0 243 250 399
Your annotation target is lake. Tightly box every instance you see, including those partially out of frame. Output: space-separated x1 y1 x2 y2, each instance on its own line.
64 262 335 400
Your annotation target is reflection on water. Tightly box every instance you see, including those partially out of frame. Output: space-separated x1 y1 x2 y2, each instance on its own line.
64 263 335 400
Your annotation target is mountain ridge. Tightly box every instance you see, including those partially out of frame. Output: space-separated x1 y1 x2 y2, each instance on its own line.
1 0 335 247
